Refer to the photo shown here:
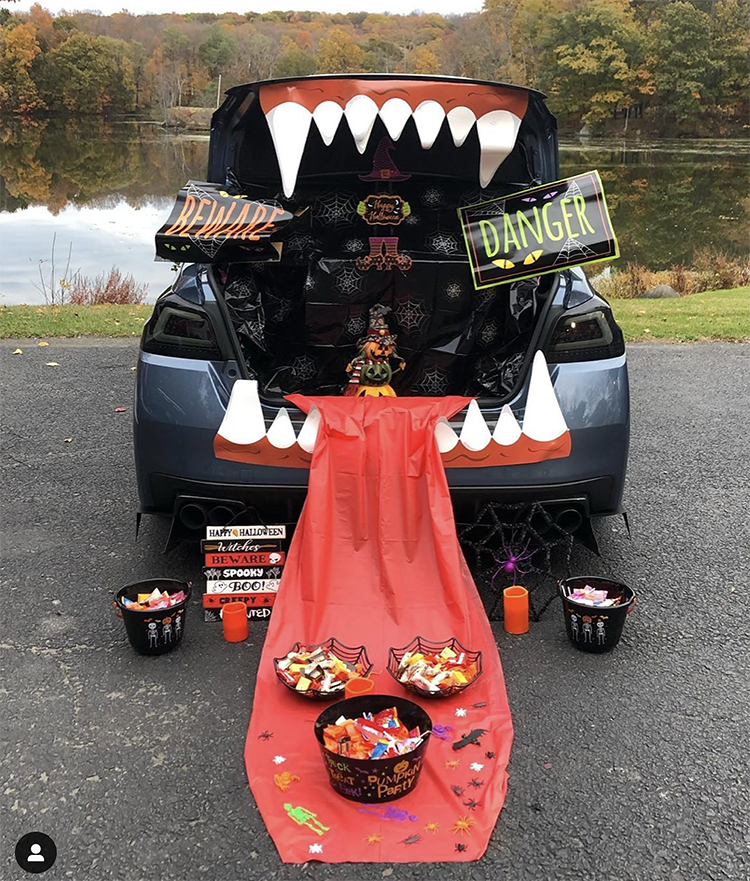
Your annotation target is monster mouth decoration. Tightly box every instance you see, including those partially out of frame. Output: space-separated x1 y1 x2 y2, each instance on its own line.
213 350 571 470
258 77 528 197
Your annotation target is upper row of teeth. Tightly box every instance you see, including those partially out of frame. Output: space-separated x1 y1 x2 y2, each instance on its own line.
264 96 523 197
218 351 568 455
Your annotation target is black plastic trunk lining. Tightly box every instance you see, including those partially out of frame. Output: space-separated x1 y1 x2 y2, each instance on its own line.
220 179 545 398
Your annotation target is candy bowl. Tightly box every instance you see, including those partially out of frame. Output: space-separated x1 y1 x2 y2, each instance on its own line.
387 636 482 699
273 637 373 701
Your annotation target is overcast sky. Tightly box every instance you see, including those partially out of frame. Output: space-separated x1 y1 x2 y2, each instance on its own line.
16 0 483 14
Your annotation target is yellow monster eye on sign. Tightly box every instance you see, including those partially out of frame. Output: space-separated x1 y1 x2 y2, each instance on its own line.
458 171 619 290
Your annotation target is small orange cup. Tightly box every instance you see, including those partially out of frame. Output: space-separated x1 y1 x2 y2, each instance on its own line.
345 677 374 699
222 601 248 642
503 585 529 635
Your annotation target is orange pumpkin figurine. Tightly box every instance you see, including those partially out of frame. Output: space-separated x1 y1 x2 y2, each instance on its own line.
345 304 405 397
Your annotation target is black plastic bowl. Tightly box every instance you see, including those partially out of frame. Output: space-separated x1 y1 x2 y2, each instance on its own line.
387 636 482 699
314 694 432 802
273 637 373 701
114 579 190 656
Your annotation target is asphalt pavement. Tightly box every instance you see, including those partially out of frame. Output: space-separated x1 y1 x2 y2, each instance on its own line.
1 339 749 881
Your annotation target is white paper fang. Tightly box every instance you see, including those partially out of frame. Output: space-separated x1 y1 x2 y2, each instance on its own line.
476 110 521 189
446 105 476 147
459 400 492 451
412 100 446 149
297 405 321 453
522 350 569 442
344 94 379 154
265 102 313 198
379 98 412 141
266 407 297 449
218 380 267 446
435 417 460 452
493 404 522 446
312 101 344 146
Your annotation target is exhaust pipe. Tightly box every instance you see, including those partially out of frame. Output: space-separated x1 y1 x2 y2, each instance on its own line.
555 507 583 534
208 504 236 526
179 502 208 531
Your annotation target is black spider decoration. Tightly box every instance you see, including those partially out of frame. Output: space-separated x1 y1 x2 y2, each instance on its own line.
258 731 273 741
455 843 468 853
400 834 421 846
458 501 576 621
468 778 485 789
463 798 480 811
485 751 496 760
450 784 464 796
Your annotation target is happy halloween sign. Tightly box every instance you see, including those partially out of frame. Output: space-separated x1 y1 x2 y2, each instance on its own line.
458 171 618 290
155 181 294 264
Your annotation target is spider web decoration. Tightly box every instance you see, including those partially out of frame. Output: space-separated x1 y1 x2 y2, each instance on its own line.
425 231 462 256
334 264 364 297
284 233 316 253
445 281 464 300
404 212 420 226
342 238 366 253
290 354 317 382
417 365 450 395
562 179 583 200
344 313 367 341
313 190 358 228
396 298 429 334
553 237 598 265
459 502 575 621
421 187 444 207
184 182 225 258
478 318 499 347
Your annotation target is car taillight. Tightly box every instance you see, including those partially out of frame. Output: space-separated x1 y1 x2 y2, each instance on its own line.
547 308 625 363
141 301 221 359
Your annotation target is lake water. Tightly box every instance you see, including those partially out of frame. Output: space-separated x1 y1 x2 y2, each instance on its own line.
1 118 747 305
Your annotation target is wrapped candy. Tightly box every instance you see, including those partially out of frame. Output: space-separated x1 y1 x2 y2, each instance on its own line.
569 585 621 607
395 645 478 694
121 589 187 611
323 707 427 759
275 644 366 696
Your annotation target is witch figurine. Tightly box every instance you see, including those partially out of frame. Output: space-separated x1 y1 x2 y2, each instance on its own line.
344 304 406 397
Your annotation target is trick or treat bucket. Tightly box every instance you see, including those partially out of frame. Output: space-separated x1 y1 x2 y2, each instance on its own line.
314 694 432 803
114 579 190 656
559 576 636 654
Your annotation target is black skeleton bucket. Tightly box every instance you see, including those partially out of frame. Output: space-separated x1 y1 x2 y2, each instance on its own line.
114 579 190 656
559 576 636 653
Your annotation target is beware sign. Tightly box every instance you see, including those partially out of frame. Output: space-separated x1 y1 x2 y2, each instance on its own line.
458 170 618 290
204 551 285 567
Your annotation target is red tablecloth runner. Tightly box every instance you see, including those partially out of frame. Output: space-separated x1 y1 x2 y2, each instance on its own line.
243 396 513 863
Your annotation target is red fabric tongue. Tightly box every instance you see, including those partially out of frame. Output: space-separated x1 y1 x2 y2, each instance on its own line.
242 396 513 863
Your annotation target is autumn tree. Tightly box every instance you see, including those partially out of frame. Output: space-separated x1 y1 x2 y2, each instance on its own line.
0 22 46 113
198 25 236 78
46 33 135 114
408 45 439 75
274 36 316 77
316 27 364 73
649 1 713 126
537 1 647 127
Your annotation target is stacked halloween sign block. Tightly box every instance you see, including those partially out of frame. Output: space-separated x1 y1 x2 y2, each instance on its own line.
202 524 286 623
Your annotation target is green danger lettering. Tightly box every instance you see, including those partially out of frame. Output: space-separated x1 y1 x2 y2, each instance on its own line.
479 196 595 258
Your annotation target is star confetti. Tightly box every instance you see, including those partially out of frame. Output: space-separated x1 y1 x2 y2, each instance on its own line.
423 822 439 834
364 832 382 846
470 763 485 772
445 759 461 770
455 708 467 718
273 755 286 765
308 843 323 854
452 816 476 836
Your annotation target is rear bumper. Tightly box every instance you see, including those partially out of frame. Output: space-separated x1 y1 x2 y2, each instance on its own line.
135 352 629 517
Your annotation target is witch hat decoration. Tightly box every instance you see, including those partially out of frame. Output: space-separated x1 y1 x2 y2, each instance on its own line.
359 137 411 182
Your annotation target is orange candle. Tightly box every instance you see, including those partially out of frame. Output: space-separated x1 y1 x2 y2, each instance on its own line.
345 677 374 699
222 601 248 642
503 585 529 634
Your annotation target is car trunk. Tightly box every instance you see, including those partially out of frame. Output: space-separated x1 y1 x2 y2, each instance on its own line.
208 75 559 400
